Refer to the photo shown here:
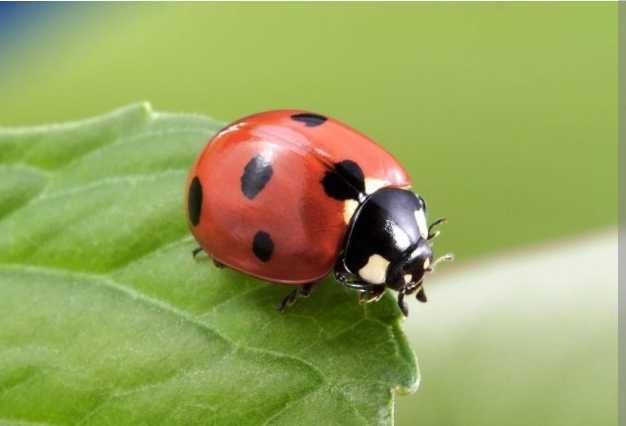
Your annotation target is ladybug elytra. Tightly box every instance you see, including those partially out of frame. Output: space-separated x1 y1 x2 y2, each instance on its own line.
186 110 452 316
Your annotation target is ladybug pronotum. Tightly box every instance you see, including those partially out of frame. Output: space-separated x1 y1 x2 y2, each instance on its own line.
186 110 452 316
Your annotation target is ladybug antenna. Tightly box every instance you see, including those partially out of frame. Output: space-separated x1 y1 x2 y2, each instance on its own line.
431 253 455 270
428 217 447 240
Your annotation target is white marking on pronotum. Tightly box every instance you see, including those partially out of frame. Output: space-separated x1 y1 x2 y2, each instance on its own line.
365 177 387 194
343 199 359 224
358 254 390 284
404 274 412 284
415 209 429 240
391 222 411 251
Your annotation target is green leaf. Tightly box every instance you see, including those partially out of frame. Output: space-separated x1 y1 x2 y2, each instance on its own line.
0 103 417 425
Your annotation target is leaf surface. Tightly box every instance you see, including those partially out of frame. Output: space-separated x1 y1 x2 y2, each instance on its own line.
0 104 417 425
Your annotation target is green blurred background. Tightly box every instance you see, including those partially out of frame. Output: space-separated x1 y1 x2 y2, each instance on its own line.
0 2 617 425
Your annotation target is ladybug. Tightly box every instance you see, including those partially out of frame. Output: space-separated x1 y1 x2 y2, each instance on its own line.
186 110 452 316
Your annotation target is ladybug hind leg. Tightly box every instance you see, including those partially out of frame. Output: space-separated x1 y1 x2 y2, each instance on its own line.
192 247 226 269
278 282 317 312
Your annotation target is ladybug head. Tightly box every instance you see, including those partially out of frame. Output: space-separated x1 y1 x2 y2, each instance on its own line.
384 237 454 311
341 187 452 315
387 237 433 292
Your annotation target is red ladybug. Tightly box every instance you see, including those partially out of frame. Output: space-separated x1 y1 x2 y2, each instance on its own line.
186 110 452 315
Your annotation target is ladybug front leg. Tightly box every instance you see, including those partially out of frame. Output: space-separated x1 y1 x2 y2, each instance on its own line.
335 268 380 291
397 291 409 317
277 282 317 312
334 265 372 291
403 281 428 304
335 269 386 303
334 256 360 285
340 280 386 303
334 257 387 302
358 285 386 304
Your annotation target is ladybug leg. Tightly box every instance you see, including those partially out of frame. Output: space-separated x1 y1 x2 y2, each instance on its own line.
298 282 316 298
341 280 373 291
337 276 385 302
335 268 380 293
334 257 387 303
334 267 372 291
428 217 447 240
405 281 428 303
277 282 317 312
358 285 386 304
192 247 226 270
192 247 225 269
415 286 427 303
334 257 361 286
397 290 410 317
278 289 298 311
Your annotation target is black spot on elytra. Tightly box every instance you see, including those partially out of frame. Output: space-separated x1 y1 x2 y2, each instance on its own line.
188 176 203 226
321 160 365 200
241 155 273 199
291 112 327 127
253 231 274 262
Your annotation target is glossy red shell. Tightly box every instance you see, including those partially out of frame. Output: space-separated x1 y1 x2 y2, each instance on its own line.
186 110 411 284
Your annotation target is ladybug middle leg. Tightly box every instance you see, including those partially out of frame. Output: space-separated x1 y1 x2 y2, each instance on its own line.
397 291 409 317
427 217 447 240
278 282 317 312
